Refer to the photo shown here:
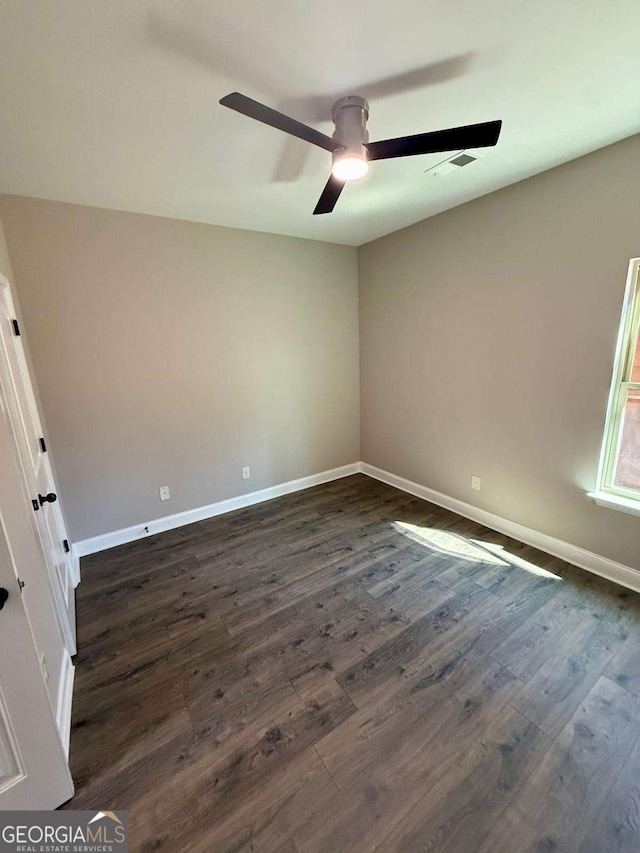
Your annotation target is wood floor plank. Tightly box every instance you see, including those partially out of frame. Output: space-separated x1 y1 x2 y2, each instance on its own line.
316 646 520 794
190 748 335 853
63 474 640 853
377 704 552 852
300 657 522 851
579 737 640 853
337 587 501 708
477 676 640 853
490 590 601 682
510 617 629 737
605 632 640 697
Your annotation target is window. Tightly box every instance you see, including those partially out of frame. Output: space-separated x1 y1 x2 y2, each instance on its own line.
591 258 640 515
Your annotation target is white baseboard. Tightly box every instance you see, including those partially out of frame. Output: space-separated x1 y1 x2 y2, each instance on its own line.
56 651 74 757
73 463 360 557
72 459 640 595
69 551 81 588
361 463 640 595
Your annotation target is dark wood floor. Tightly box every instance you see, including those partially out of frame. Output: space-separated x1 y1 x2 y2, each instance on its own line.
64 474 640 852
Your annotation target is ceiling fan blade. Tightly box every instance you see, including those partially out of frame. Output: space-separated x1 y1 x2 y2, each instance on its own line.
313 175 345 215
366 120 502 161
220 92 344 153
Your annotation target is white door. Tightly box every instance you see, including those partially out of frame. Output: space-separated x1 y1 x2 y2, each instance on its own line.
31 460 77 655
0 274 76 655
0 546 73 808
0 393 74 808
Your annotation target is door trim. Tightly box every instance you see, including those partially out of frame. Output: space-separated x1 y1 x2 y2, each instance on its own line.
55 651 75 757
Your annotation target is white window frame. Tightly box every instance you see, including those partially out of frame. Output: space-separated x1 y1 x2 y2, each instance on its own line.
590 258 640 517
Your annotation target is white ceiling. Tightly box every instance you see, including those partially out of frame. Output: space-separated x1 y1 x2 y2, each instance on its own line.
1 1 639 246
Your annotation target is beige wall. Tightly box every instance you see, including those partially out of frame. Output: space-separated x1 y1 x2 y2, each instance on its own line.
0 197 360 541
360 133 640 571
0 216 15 282
3 133 640 570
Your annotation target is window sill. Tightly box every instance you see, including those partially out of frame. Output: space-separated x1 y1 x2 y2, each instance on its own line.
588 491 640 518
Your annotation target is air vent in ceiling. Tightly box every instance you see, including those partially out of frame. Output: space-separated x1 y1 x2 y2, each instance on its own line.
450 153 476 167
426 151 480 177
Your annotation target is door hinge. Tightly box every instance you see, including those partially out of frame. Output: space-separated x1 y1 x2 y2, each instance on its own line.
11 319 20 336
17 578 25 591
31 498 40 512
63 539 70 553
39 437 47 453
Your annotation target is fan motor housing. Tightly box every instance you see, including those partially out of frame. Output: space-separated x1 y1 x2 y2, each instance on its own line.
332 96 369 164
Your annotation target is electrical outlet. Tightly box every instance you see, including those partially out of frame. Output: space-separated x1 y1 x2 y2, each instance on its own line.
159 485 170 501
242 467 250 480
471 475 481 491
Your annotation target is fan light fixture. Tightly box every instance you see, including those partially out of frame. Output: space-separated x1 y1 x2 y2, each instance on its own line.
219 91 502 214
331 156 369 181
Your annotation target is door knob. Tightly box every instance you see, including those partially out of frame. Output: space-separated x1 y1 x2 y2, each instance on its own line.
38 492 57 506
0 588 8 611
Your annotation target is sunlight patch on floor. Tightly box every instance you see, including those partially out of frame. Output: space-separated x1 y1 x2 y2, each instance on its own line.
393 521 562 580
470 540 562 579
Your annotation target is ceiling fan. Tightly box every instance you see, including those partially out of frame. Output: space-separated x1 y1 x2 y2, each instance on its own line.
220 92 502 215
